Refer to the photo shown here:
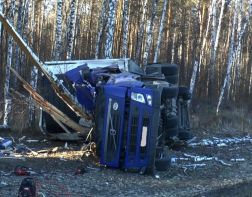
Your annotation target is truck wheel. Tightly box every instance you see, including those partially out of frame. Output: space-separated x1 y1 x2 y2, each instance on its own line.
178 86 191 101
155 158 171 171
161 63 179 76
164 115 178 129
156 146 164 159
145 63 179 77
178 130 193 141
165 127 178 138
165 74 179 84
161 86 179 100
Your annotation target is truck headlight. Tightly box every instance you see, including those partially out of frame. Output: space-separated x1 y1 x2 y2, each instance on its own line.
131 93 145 103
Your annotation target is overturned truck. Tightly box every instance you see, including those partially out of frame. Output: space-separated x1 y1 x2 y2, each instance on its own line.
0 13 191 174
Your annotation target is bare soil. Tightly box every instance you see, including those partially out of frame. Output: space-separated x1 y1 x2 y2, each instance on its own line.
1 108 252 197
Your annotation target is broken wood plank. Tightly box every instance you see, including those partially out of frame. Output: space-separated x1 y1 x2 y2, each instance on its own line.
9 66 88 134
0 12 92 121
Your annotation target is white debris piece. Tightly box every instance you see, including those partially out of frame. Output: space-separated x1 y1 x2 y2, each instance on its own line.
26 140 39 143
230 158 245 162
188 135 252 147
215 158 232 166
183 163 206 169
171 153 233 168
0 181 8 186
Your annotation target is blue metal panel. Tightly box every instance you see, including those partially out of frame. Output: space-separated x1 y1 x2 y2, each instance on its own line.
100 85 127 167
124 87 156 170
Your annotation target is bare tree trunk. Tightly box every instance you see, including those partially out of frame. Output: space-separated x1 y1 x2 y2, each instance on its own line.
95 0 107 59
66 0 77 60
122 0 129 58
135 0 148 62
234 0 252 98
209 0 217 68
207 0 217 99
142 0 158 66
54 0 63 60
212 0 225 64
198 1 214 74
104 0 118 58
189 60 199 95
190 1 212 98
0 0 3 39
216 0 238 114
153 0 168 63
3 0 15 127
171 27 176 64
13 0 23 80
209 0 225 100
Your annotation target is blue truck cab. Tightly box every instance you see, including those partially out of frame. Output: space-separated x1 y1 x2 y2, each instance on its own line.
40 59 191 174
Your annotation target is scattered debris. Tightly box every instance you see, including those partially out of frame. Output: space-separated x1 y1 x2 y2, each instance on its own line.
188 135 252 147
215 158 232 166
50 147 59 153
183 153 214 162
15 144 31 154
183 163 207 169
59 157 67 161
14 166 30 176
64 142 69 149
26 140 39 143
18 136 26 142
0 137 13 149
0 170 12 176
75 167 87 175
0 181 8 187
231 158 245 162
171 153 232 169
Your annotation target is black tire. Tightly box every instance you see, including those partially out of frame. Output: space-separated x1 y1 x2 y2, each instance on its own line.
178 86 191 100
164 115 178 129
156 146 164 159
164 127 179 138
178 130 193 141
165 74 179 84
145 64 161 76
161 63 179 76
145 63 179 77
161 86 179 99
155 158 171 171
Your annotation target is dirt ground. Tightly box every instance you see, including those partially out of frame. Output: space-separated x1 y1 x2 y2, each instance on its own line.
1 108 252 196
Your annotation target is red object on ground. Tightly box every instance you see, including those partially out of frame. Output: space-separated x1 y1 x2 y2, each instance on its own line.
14 166 30 176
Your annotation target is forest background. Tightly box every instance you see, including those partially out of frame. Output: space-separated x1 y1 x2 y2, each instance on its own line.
0 0 252 129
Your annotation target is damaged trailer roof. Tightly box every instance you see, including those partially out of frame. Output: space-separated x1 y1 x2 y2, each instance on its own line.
44 59 131 75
